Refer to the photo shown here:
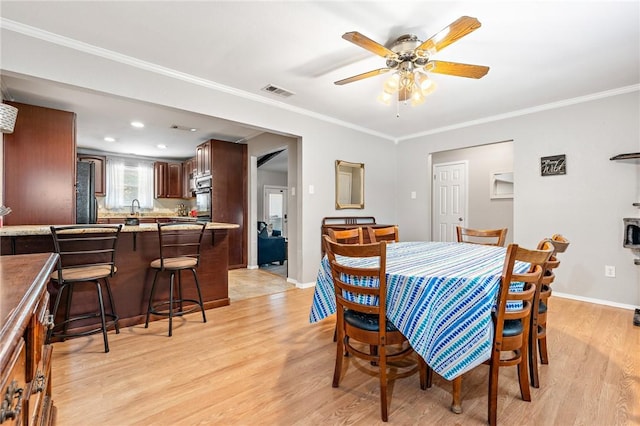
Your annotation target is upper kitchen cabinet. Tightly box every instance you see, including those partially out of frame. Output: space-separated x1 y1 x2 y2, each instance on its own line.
196 140 211 177
78 154 106 196
154 161 183 198
182 156 196 198
3 102 76 225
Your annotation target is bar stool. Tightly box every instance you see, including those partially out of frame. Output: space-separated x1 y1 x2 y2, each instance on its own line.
47 224 122 353
145 221 207 336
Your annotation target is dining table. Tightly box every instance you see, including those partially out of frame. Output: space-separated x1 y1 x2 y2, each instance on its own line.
309 241 529 413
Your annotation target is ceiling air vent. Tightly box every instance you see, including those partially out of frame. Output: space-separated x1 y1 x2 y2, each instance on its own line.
261 84 295 98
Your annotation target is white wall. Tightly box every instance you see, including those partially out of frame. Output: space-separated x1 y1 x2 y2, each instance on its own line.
398 91 640 307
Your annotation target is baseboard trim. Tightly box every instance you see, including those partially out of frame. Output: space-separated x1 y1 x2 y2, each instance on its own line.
553 291 637 311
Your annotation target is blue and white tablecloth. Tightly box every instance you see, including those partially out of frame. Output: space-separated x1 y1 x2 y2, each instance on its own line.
309 241 529 381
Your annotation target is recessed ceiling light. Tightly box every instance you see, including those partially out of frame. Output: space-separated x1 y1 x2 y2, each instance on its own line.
157 144 167 149
189 128 197 132
131 121 145 128
104 136 116 142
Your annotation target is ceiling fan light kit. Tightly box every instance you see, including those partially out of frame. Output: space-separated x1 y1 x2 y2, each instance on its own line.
335 16 489 113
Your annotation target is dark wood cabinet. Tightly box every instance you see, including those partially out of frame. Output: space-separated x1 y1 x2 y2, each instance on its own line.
2 102 76 225
209 139 247 268
154 161 182 198
196 140 211 177
0 253 58 426
77 154 106 196
182 157 196 198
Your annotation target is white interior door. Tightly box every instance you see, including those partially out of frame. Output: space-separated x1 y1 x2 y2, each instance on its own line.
432 161 468 242
264 185 288 238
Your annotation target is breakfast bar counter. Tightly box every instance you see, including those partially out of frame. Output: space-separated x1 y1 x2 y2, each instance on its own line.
0 222 239 330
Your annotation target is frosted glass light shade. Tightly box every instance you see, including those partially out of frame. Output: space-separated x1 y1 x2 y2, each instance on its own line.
0 103 18 134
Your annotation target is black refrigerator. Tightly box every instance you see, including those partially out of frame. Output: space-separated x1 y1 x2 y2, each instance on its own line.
76 161 98 224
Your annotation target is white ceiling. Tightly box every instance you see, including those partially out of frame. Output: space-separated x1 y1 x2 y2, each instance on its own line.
1 1 639 163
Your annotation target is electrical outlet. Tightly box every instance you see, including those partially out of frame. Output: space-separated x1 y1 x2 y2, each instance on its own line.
605 265 616 278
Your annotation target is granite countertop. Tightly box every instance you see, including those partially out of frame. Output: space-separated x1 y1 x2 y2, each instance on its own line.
0 222 239 236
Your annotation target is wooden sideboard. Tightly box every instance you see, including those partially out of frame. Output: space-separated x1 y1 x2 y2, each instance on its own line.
1 253 58 425
320 216 396 255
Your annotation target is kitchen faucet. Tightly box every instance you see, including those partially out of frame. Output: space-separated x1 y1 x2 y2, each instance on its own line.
131 199 141 216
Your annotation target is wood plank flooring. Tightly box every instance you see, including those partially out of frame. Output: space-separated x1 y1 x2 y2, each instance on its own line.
51 270 640 425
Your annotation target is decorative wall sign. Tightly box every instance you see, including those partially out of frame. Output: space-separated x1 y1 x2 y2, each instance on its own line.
540 154 566 176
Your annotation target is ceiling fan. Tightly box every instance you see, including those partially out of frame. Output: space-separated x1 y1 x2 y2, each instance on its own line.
334 16 490 105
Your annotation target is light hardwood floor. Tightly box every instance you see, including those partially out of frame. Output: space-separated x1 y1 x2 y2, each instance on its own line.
51 271 640 425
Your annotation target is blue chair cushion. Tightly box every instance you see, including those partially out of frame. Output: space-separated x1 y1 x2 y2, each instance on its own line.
344 310 398 332
502 319 523 337
538 300 547 314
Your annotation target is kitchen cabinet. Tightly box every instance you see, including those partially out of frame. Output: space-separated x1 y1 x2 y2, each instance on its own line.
196 140 211 177
2 102 76 225
154 161 182 198
182 156 196 198
0 253 59 426
77 154 106 196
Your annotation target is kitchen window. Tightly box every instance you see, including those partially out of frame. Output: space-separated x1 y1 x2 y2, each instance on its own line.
105 156 154 209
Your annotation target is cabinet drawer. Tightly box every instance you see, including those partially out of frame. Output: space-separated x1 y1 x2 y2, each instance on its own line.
0 339 27 425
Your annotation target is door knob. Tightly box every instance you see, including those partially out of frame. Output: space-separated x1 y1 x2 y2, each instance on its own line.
458 217 463 221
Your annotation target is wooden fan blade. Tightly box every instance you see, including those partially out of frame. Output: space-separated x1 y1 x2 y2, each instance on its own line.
342 31 396 58
334 68 391 85
427 60 489 79
417 16 482 54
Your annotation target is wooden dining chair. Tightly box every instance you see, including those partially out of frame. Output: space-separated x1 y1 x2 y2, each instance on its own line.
480 243 552 426
367 226 399 243
456 226 508 247
324 235 428 422
528 239 561 388
327 227 364 245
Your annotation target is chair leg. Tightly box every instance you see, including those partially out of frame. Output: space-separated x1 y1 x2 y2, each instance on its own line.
168 271 175 337
94 281 110 353
487 357 500 426
539 331 549 364
103 277 120 334
190 268 207 323
145 271 160 328
379 345 388 422
529 326 540 388
332 332 345 388
62 282 74 341
518 345 532 402
177 270 184 313
47 283 66 344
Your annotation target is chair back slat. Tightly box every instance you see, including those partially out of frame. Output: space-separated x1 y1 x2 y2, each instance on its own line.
327 227 364 245
367 226 399 243
456 226 508 246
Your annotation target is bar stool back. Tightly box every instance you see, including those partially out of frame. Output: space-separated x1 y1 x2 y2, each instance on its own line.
145 221 207 336
48 224 122 353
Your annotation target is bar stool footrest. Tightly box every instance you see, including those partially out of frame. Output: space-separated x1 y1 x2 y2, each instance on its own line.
49 312 119 340
148 299 205 318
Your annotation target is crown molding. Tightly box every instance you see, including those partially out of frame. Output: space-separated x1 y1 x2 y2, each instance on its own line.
398 84 640 142
1 18 394 142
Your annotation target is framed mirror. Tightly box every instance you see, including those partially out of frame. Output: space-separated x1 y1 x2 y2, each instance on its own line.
335 160 364 209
